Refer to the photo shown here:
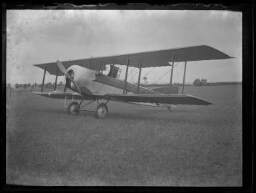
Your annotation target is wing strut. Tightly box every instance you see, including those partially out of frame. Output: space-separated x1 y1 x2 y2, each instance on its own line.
41 66 47 92
54 68 58 91
64 83 67 93
182 60 187 94
137 64 142 94
169 52 175 94
123 56 130 94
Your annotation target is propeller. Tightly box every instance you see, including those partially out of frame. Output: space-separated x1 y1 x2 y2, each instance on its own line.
56 60 81 95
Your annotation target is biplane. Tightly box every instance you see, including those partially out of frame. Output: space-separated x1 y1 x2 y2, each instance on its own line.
32 45 232 119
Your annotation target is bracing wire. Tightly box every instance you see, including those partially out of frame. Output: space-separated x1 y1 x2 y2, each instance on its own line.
127 67 137 84
128 67 136 77
143 67 156 78
111 66 136 94
150 62 184 85
152 68 172 85
173 62 182 83
129 67 138 83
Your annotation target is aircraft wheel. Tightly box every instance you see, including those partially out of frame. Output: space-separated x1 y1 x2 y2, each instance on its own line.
96 103 108 119
67 101 80 115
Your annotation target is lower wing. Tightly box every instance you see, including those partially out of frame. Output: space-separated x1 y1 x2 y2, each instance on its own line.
106 94 212 105
32 91 212 106
32 91 83 100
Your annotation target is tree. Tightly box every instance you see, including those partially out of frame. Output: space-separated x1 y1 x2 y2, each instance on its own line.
23 84 27 89
34 83 38 87
193 78 208 86
59 81 63 86
6 83 11 89
45 82 52 88
201 79 207 86
15 83 19 89
27 83 31 88
193 78 201 86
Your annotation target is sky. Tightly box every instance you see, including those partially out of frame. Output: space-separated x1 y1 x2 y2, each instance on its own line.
6 10 242 85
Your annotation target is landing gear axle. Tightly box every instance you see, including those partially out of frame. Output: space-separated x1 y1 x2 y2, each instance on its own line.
66 98 109 119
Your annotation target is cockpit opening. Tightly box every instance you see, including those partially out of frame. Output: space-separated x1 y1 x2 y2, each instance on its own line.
101 64 121 79
107 65 119 78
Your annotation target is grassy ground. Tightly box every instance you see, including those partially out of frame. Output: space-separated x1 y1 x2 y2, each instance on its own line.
6 85 242 186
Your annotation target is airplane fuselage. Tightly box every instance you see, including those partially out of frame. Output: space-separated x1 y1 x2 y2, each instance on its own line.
65 65 159 96
66 65 124 95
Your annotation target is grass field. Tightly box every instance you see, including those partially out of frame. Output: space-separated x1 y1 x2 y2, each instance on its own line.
6 85 242 186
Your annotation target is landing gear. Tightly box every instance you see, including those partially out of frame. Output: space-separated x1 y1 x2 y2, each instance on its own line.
96 103 108 119
67 101 80 115
66 97 110 119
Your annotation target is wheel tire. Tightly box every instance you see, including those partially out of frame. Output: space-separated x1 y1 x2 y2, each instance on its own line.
96 103 108 119
67 101 80 115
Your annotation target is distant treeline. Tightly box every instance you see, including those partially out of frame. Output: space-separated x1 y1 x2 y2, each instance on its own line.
7 81 242 89
193 81 242 86
8 82 65 89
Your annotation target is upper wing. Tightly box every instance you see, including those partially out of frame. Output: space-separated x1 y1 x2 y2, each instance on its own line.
33 45 232 76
